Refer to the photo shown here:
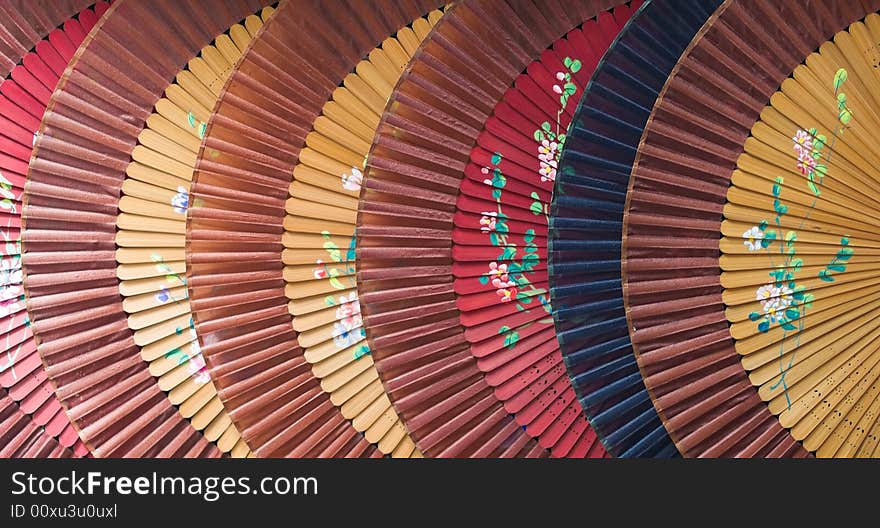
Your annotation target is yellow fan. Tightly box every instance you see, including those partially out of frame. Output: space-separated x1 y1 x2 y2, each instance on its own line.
284 8 445 457
116 6 277 458
721 15 880 457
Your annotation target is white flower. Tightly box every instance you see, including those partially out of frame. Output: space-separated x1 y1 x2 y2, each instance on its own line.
341 167 363 191
742 226 764 251
756 283 793 322
171 186 189 214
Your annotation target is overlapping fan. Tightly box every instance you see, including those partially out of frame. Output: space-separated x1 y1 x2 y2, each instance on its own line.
622 0 879 456
115 6 279 458
451 5 646 457
0 0 110 457
720 14 880 457
281 9 449 457
358 0 642 457
549 0 726 457
24 0 273 458
187 0 443 458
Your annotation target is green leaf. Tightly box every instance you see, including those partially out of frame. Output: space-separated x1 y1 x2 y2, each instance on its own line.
748 312 761 321
489 232 499 246
781 321 798 331
530 201 543 215
791 258 803 272
523 229 536 243
837 92 847 105
814 164 827 178
804 293 815 305
818 269 835 282
785 308 800 320
840 237 850 246
564 82 577 96
758 320 770 333
541 122 551 132
785 231 797 243
807 180 820 196
329 277 344 289
563 57 572 68
534 130 544 141
478 275 489 286
324 295 336 306
492 189 501 200
530 191 540 200
839 108 853 125
570 59 581 73
833 68 848 91
496 221 508 234
827 264 846 272
772 184 781 197
764 230 777 240
491 152 502 165
187 112 196 128
198 122 206 139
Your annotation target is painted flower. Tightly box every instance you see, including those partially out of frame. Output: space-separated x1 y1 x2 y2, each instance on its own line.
480 212 497 233
742 226 764 251
0 257 22 302
341 167 363 191
494 278 518 303
335 292 361 320
792 129 813 153
488 262 509 282
756 283 793 322
171 186 189 214
552 84 563 94
556 72 566 81
313 259 328 279
0 298 20 319
187 347 210 385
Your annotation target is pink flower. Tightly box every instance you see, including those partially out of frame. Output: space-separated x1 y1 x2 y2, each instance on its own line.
313 259 328 279
556 71 565 81
480 212 497 233
792 129 813 152
552 85 563 94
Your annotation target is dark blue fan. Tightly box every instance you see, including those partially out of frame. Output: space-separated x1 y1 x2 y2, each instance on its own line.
548 0 723 457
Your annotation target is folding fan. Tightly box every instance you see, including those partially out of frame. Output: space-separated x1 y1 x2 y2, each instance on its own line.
280 9 452 458
24 0 273 458
449 4 646 458
622 0 879 456
357 0 639 457
187 0 443 458
0 0 109 458
548 0 729 457
114 6 280 459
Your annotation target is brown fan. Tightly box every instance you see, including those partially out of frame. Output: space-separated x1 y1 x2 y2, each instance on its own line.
357 0 627 457
187 0 443 457
114 6 280 458
0 0 105 458
623 0 880 456
24 0 273 458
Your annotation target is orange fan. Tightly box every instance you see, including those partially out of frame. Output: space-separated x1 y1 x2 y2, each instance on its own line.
187 0 444 457
24 0 272 458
